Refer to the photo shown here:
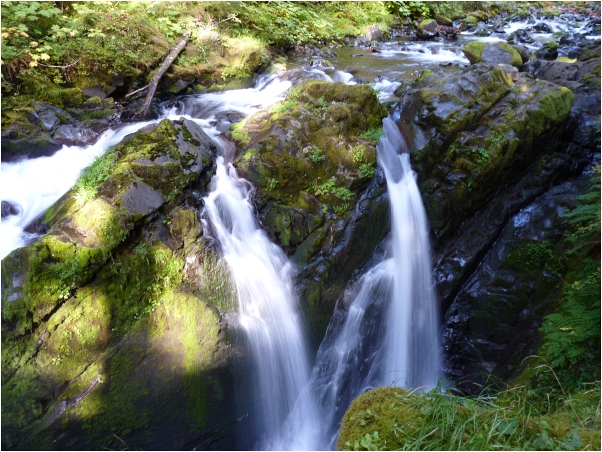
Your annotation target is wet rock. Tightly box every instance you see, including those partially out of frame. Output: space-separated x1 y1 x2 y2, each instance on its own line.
535 41 559 60
398 64 574 244
507 28 534 44
1 201 21 218
442 178 590 392
53 125 99 147
462 41 523 67
533 22 553 33
309 59 333 68
363 24 384 42
1 126 63 162
416 18 439 39
474 25 491 37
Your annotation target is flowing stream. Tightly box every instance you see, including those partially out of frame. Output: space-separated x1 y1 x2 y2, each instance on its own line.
278 116 441 449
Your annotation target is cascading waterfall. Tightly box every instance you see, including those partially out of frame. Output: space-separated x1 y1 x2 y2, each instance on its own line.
202 151 319 450
377 116 441 390
284 116 441 449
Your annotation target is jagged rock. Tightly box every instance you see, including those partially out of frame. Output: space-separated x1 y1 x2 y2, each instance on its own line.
462 41 523 67
398 64 574 243
53 125 99 147
507 28 534 44
1 125 63 162
534 41 559 61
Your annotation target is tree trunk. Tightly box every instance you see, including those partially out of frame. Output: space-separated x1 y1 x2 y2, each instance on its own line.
136 30 191 118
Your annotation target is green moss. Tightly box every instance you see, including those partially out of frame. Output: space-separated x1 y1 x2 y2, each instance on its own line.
498 42 524 67
338 384 601 451
462 41 485 64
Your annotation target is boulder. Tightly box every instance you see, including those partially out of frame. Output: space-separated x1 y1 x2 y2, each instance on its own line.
416 18 439 39
535 41 559 60
363 24 384 42
507 28 534 44
53 125 99 147
462 41 523 67
1 201 21 218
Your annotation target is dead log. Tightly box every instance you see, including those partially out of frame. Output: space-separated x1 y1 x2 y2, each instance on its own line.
136 30 191 118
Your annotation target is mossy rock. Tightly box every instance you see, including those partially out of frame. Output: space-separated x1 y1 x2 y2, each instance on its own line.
1 118 216 336
234 80 386 216
398 64 574 243
462 41 523 67
337 385 600 451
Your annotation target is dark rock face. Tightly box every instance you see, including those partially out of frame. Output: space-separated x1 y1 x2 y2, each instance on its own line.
53 125 99 147
1 98 117 162
396 60 599 390
1 201 21 218
442 178 589 392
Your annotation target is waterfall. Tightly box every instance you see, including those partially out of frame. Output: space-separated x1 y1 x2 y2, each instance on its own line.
284 116 441 448
378 116 441 390
202 153 319 449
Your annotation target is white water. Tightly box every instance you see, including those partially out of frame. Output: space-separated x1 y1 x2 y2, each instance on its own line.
378 117 441 389
1 121 156 259
281 117 442 449
0 74 291 260
202 155 319 449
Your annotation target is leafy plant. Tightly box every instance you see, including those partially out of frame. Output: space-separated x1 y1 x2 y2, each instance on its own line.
360 128 383 141
359 163 376 178
308 146 326 164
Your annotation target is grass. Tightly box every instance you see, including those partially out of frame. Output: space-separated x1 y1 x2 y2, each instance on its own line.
338 378 601 451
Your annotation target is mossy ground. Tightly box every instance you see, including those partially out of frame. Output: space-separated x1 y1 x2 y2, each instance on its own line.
338 383 601 451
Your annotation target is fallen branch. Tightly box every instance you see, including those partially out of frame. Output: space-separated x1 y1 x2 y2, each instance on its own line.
137 30 191 118
124 83 150 98
37 59 80 69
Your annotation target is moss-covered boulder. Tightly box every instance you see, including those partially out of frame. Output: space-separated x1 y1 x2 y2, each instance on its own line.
232 80 389 344
462 41 524 67
416 18 438 39
0 117 246 450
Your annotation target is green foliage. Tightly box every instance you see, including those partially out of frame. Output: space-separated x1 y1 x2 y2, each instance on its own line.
205 1 393 46
314 177 337 197
360 128 384 141
386 1 431 19
266 177 278 192
359 163 376 178
339 383 601 451
308 146 326 164
534 166 601 395
73 147 119 204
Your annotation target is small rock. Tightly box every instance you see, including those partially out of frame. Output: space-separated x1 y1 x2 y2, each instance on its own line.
1 200 21 218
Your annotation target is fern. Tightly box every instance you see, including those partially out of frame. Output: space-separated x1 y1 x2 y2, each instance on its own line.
537 166 601 393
